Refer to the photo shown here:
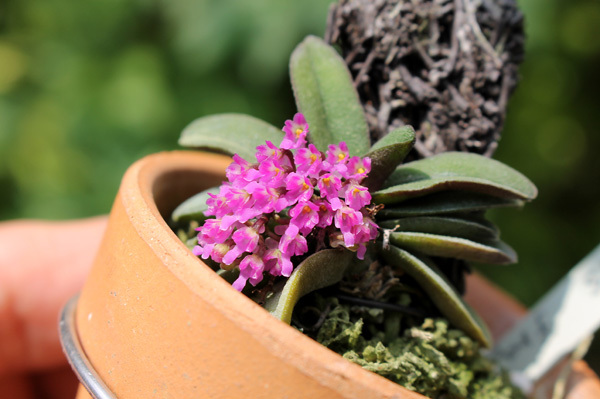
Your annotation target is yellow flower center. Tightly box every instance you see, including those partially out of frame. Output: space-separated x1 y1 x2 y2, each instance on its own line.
338 153 346 161
310 154 317 163
302 205 311 213
353 188 361 195
302 182 309 191
295 128 303 137
357 167 365 174
322 177 330 185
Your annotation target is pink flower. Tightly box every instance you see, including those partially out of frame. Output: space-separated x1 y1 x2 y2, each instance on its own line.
279 224 308 256
222 225 261 265
233 253 266 290
222 206 260 226
226 154 260 185
317 173 342 200
192 243 211 258
285 172 314 204
281 113 308 150
313 198 334 228
219 186 251 211
256 140 284 162
242 182 282 213
204 193 229 218
264 238 294 277
208 185 257 223
356 244 368 260
334 204 363 235
344 182 371 210
197 218 234 244
289 201 320 234
294 144 323 176
194 242 231 263
349 220 378 259
328 196 343 211
233 225 263 252
328 216 378 259
355 216 378 243
232 276 248 291
272 220 290 235
346 216 378 258
346 156 371 182
325 142 349 174
219 214 241 230
258 158 288 187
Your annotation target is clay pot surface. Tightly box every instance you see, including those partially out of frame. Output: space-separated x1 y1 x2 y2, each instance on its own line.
73 151 599 399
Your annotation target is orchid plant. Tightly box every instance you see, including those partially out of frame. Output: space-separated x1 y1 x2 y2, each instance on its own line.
172 36 536 352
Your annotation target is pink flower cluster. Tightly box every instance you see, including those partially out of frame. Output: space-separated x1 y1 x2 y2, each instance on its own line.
193 113 378 291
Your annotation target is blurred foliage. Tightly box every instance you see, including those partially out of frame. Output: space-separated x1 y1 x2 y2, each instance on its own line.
1 0 598 372
0 0 330 219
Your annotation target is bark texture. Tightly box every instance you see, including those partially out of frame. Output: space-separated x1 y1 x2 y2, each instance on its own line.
325 0 524 160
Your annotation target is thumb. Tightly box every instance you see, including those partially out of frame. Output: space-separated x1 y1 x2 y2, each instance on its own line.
0 216 107 375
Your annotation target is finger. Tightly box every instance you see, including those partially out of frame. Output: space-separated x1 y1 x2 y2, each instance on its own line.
0 373 34 399
31 365 80 399
0 365 80 399
0 216 108 375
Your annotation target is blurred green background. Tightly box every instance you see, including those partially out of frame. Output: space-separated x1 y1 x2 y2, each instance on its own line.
1 0 598 374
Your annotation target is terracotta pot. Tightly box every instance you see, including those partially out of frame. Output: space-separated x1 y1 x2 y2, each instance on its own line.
65 151 600 399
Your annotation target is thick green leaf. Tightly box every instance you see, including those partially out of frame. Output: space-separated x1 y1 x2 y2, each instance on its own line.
379 215 498 241
362 126 416 191
178 113 283 160
374 152 538 204
289 36 370 156
377 191 524 218
172 187 220 223
264 249 355 324
381 245 492 347
389 231 517 264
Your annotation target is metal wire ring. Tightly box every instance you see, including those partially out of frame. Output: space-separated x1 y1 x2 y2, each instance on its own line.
59 295 117 399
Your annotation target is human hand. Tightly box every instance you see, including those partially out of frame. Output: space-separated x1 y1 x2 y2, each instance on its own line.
0 217 107 399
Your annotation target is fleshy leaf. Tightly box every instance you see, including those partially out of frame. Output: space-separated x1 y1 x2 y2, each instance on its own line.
178 113 283 160
362 126 416 191
381 245 492 347
289 36 370 156
374 152 538 204
172 187 220 223
377 191 523 218
264 249 355 324
389 231 517 264
379 215 498 241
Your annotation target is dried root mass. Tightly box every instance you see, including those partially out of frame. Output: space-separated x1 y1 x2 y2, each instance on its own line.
326 0 525 159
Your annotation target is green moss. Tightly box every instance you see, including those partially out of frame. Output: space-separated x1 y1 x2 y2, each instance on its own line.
314 298 525 399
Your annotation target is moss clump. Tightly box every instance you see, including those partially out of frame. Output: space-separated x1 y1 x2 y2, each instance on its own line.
314 298 524 399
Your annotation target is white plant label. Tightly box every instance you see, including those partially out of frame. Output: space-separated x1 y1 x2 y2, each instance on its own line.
492 243 600 383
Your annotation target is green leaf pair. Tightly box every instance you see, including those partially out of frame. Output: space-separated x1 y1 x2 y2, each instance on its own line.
374 151 537 265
